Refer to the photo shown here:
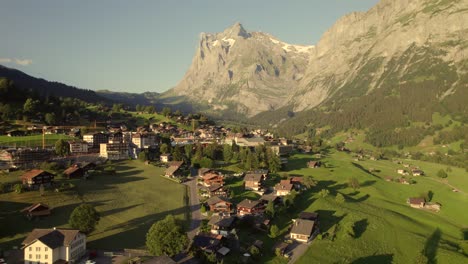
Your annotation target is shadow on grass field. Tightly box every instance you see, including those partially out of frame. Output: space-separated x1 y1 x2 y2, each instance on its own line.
351 254 394 264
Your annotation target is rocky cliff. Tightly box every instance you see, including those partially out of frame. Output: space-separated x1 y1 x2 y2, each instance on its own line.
166 0 468 119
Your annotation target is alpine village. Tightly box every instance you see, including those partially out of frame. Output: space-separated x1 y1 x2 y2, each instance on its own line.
1 0 468 264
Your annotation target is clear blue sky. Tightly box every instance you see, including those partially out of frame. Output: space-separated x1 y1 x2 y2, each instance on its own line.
0 0 379 93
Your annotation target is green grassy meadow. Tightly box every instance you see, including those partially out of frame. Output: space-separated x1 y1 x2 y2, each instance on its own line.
0 134 75 148
0 160 188 250
284 151 468 264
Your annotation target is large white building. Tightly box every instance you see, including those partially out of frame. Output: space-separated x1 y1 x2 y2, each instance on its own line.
99 142 129 160
22 228 86 264
68 141 89 154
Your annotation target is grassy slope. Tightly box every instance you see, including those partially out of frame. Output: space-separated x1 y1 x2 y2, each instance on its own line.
0 160 188 250
129 111 192 131
284 151 468 264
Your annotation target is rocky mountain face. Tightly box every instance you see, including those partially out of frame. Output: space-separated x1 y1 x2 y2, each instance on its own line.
166 23 313 117
167 0 468 119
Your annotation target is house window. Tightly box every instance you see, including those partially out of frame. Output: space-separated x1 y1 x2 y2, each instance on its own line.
36 247 40 251
45 255 48 259
29 247 32 251
36 254 40 259
44 247 48 251
29 254 32 259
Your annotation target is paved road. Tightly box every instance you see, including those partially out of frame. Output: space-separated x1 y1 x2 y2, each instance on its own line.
287 242 310 264
184 177 201 240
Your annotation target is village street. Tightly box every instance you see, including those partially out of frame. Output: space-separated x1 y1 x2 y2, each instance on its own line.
184 176 202 240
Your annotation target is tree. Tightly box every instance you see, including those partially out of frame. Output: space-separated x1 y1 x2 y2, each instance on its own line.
415 252 429 264
270 224 280 238
318 189 330 198
302 176 317 189
184 144 193 160
172 146 183 161
55 139 70 156
437 169 448 178
268 153 281 173
348 177 360 190
162 107 171 117
223 144 233 163
146 215 188 256
335 193 345 203
44 112 56 125
136 104 143 112
249 245 260 260
138 151 147 162
265 201 275 218
23 98 38 114
14 184 23 194
69 204 100 234
0 182 7 193
160 143 169 154
345 222 355 238
199 157 214 168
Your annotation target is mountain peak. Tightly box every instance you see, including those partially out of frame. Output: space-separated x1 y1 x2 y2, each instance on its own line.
223 22 250 38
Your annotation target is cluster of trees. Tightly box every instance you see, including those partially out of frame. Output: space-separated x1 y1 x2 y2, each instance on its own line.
433 125 468 145
0 78 109 125
154 140 282 172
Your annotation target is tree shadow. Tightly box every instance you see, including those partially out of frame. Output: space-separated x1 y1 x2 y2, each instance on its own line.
361 180 377 187
315 210 346 233
353 219 369 238
351 253 393 264
351 162 380 179
462 228 468 240
90 204 191 250
99 203 144 217
424 228 442 264
347 194 371 203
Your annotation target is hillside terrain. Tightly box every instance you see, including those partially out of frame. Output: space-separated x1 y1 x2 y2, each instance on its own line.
166 0 468 143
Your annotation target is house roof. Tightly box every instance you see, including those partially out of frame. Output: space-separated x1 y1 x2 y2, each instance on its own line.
165 166 180 176
206 196 230 206
63 165 82 176
261 194 280 203
21 170 51 180
168 161 183 168
21 203 50 213
208 184 225 192
290 219 315 236
280 179 291 185
244 173 263 183
237 199 261 209
275 183 293 192
291 177 303 183
199 168 213 175
208 215 235 228
22 228 81 248
203 172 222 181
408 197 425 205
217 247 230 256
193 233 222 249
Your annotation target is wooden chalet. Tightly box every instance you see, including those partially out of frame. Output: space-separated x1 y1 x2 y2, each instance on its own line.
21 203 51 218
63 164 84 179
208 184 229 197
201 170 224 187
193 233 223 253
164 161 184 178
244 173 264 191
307 161 321 168
407 197 425 208
206 196 232 213
237 199 265 217
274 180 294 196
21 169 54 189
290 218 318 243
208 215 236 237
